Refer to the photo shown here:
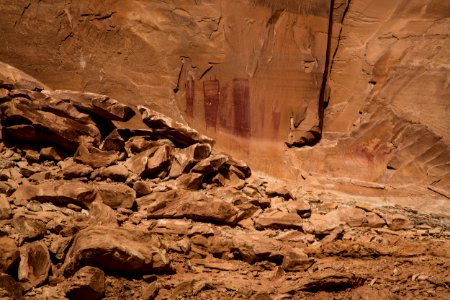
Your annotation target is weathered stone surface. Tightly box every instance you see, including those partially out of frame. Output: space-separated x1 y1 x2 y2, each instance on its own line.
95 183 136 209
254 210 303 230
169 143 211 178
231 232 284 264
175 173 204 190
61 159 93 179
0 236 19 273
285 200 311 218
265 183 293 199
0 98 100 150
49 236 73 262
0 194 11 219
74 143 121 169
337 207 367 227
385 214 413 231
366 212 385 228
66 266 105 300
298 271 365 291
147 191 238 224
303 211 344 235
281 248 314 272
139 106 214 147
101 129 125 151
133 181 153 197
62 226 172 276
0 273 24 300
12 181 96 207
88 201 118 226
146 144 172 178
124 148 156 177
12 215 46 241
191 154 229 175
18 241 51 288
97 164 129 181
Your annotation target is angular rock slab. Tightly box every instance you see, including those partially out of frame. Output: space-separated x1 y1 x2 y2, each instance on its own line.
147 191 238 224
0 98 100 150
66 266 105 300
45 90 135 122
0 273 24 300
138 106 214 147
18 241 51 289
254 210 303 230
62 226 172 277
12 181 96 207
94 182 136 209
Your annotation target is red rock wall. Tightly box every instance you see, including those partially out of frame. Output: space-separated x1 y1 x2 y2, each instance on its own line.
0 0 448 198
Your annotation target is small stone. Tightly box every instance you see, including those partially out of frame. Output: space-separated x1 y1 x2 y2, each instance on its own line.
265 182 293 199
98 164 129 181
133 181 153 197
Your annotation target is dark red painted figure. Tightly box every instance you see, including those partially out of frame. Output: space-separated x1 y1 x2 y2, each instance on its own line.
203 79 220 130
185 71 195 118
232 78 251 137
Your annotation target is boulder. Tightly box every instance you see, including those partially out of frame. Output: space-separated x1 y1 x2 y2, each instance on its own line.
0 236 19 273
74 143 121 169
94 183 136 209
147 191 238 224
101 129 125 151
12 181 96 207
12 215 46 241
62 226 172 276
191 154 229 175
0 274 24 300
281 248 314 272
133 181 153 197
138 106 214 147
88 201 118 226
124 148 158 177
366 212 385 228
0 194 11 219
18 241 51 289
303 211 345 235
254 210 303 230
40 147 66 161
231 232 284 264
337 207 368 227
0 98 100 150
175 173 204 190
146 144 172 178
49 236 73 262
97 164 129 181
65 266 105 300
61 159 93 179
169 143 211 178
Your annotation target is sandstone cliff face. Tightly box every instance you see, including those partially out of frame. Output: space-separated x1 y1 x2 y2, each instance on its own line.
0 0 448 199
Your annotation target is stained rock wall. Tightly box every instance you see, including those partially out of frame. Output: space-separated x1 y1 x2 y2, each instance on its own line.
0 0 448 197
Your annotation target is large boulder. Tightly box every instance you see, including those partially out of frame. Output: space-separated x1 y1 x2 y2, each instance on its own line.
62 226 172 277
0 98 100 150
18 241 51 289
94 183 136 209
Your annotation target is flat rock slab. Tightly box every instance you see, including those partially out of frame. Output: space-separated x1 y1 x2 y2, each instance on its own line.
62 226 172 277
12 181 96 207
138 106 214 147
254 210 303 230
147 191 238 224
